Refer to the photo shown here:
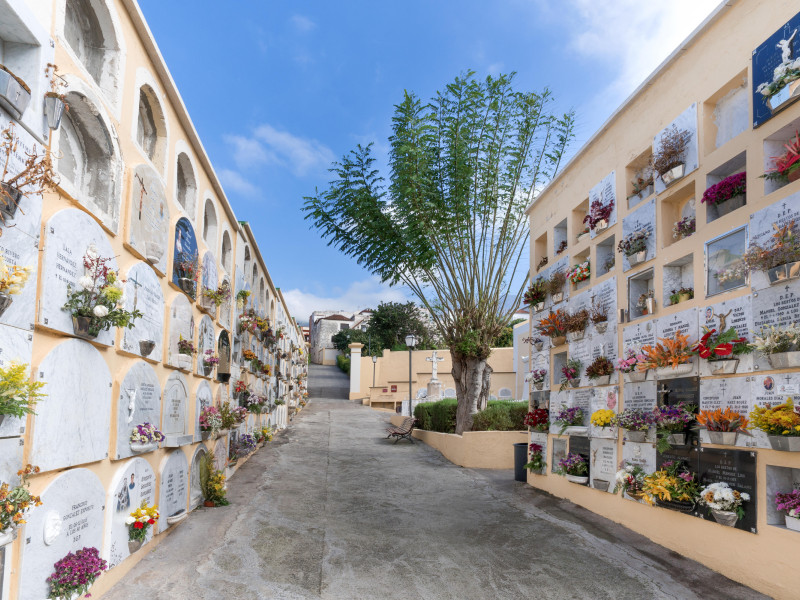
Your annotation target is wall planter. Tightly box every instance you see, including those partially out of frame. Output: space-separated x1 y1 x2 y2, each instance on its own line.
0 292 13 318
767 352 800 369
0 66 31 119
145 242 164 264
533 302 544 313
565 474 588 485
139 340 155 357
592 375 611 386
130 441 157 453
0 528 15 547
667 432 687 446
593 426 616 439
177 277 194 295
534 382 543 390
767 262 800 285
128 539 143 553
166 509 187 526
628 250 647 265
785 515 800 532
624 370 648 383
767 436 800 451
595 321 608 334
655 363 693 379
660 163 686 187
71 316 98 339
624 430 647 443
709 359 739 375
592 478 611 492
567 330 585 342
176 354 193 370
552 292 564 304
44 94 66 130
564 426 588 436
656 498 695 513
0 182 22 219
551 335 566 347
711 509 738 527
768 81 800 114
203 364 213 377
715 194 745 218
594 220 609 234
707 431 737 445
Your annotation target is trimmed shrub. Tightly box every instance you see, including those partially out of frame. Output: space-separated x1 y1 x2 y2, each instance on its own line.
415 399 528 432
414 398 458 433
471 404 513 431
336 354 350 374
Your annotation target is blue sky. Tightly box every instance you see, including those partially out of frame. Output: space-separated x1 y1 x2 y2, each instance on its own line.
138 0 719 323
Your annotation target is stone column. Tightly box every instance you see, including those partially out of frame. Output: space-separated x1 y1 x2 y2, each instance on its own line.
349 343 364 400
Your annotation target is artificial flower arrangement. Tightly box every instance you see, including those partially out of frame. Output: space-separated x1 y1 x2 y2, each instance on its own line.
693 327 752 372
637 331 694 372
177 335 196 356
755 36 800 100
201 281 232 307
590 409 615 428
62 246 142 338
652 126 691 180
547 270 567 301
559 358 582 391
554 405 584 434
219 401 248 429
653 402 696 452
0 464 42 535
199 451 229 507
617 347 647 376
0 256 32 316
234 433 257 458
255 426 273 443
556 240 568 255
203 350 220 367
775 489 800 530
641 460 700 509
743 221 800 282
529 369 547 390
523 408 550 432
535 309 568 341
129 422 164 446
0 361 46 421
672 216 695 240
557 453 588 480
233 379 248 400
763 132 800 183
583 198 614 231
126 501 159 544
715 262 747 287
701 172 746 207
613 408 653 433
564 308 589 338
585 356 614 383
752 323 800 360
199 406 223 435
698 482 749 525
523 279 547 307
524 443 546 473
235 288 251 308
617 230 650 257
697 408 749 445
46 546 107 600
613 462 648 499
749 400 800 440
247 394 270 414
567 261 590 285
628 171 654 200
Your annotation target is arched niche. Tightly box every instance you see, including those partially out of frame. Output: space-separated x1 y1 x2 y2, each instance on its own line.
202 197 218 250
172 216 198 299
158 450 188 533
189 445 207 509
39 209 117 345
31 339 111 472
122 262 165 360
18 469 105 600
127 164 169 273
219 276 232 330
167 293 194 369
194 380 213 443
114 362 162 460
162 371 191 447
220 230 232 273
103 458 156 568
136 84 167 168
218 330 231 380
199 251 219 313
196 314 215 377
213 438 227 472
175 150 197 217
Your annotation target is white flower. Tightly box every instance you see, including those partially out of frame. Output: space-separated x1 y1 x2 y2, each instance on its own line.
78 276 94 290
93 305 109 318
125 516 135 525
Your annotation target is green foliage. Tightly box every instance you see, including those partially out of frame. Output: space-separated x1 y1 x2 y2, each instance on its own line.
492 318 526 348
336 354 350 374
367 301 437 351
0 362 45 418
331 328 369 354
414 398 527 432
414 398 458 433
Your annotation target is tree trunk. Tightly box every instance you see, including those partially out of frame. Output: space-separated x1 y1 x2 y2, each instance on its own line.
451 351 492 434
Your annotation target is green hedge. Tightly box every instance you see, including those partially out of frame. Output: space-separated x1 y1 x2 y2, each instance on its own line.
336 354 350 374
414 398 527 433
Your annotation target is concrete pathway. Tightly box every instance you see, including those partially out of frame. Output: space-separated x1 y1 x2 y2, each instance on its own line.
103 364 767 600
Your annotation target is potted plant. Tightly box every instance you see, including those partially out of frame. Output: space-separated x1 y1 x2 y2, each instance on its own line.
613 409 652 442
555 240 568 255
555 405 585 435
62 247 142 339
129 422 164 453
1 124 59 223
524 443 546 474
697 408 749 445
638 331 695 379
584 198 614 233
617 230 650 265
702 171 746 217
653 126 692 186
523 408 550 432
749 400 800 451
174 252 198 296
613 462 648 501
0 256 32 318
557 453 588 485
43 63 68 130
653 402 695 452
775 489 800 532
590 408 616 438
199 452 230 507
530 369 547 390
523 279 547 312
46 546 107 600
536 256 548 271
585 356 614 386
567 261 590 287
693 326 752 375
535 309 568 346
590 301 608 333
559 359 582 391
672 216 695 241
202 349 219 377
617 347 648 382
0 64 31 119
565 309 589 342
698 482 749 527
0 464 42 547
547 271 566 304
751 323 800 369
176 336 195 370
668 287 694 306
642 460 700 512
126 501 160 553
0 362 45 427
199 405 224 439
743 221 800 285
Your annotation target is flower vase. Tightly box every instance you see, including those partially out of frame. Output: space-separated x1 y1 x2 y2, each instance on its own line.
625 430 647 443
785 515 800 532
628 250 646 265
0 292 12 318
203 364 213 377
177 277 194 295
711 509 738 527
707 430 737 445
592 375 611 386
534 302 544 313
592 478 611 492
139 340 155 357
128 539 143 553
767 352 800 369
788 261 800 280
534 341 544 351
678 292 691 303
564 425 588 436
44 94 67 129
145 241 164 264
625 370 648 383
709 359 739 375
595 321 608 333
71 316 98 339
176 353 192 370
565 474 588 485
660 163 685 187
568 379 579 388
552 292 564 304
667 432 687 446
655 362 693 379
534 382 543 390
0 182 21 219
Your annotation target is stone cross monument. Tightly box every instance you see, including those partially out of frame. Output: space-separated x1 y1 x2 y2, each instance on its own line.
426 350 445 401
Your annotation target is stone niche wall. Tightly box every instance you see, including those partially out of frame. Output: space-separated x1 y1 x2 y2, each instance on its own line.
158 450 188 532
104 458 156 568
121 261 165 361
31 339 112 472
189 445 207 509
0 225 39 332
114 362 162 460
127 163 170 274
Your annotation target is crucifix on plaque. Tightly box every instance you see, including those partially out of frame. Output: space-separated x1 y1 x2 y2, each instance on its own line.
129 273 142 311
135 174 148 222
657 383 669 406
426 350 444 381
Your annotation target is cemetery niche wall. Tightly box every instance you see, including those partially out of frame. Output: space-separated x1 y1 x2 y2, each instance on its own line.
172 217 198 299
104 458 156 568
115 362 162 460
158 450 189 533
126 164 169 274
121 261 165 361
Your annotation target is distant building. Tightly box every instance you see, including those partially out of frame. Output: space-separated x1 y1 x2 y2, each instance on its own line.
309 309 372 364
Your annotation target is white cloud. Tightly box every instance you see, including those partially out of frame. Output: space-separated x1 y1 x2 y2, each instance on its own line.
224 124 335 177
290 14 316 33
218 168 259 197
281 277 412 321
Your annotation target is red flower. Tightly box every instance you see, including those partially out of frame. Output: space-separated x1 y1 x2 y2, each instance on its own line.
133 521 144 529
699 348 712 359
715 344 733 356
700 330 715 343
147 519 156 525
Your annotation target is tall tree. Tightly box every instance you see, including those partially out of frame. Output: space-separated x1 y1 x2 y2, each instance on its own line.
367 301 437 352
304 72 574 433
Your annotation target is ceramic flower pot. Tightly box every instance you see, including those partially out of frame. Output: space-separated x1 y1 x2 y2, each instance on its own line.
534 302 545 313
767 352 800 369
44 94 67 130
128 539 143 553
551 335 566 347
625 370 648 383
709 358 739 375
203 500 216 507
564 425 588 436
177 277 195 295
595 321 608 333
0 67 31 119
625 430 647 443
592 375 611 386
655 363 693 379
715 194 745 218
176 353 193 370
534 342 544 351
139 340 155 357
660 163 686 187
594 220 608 233
678 293 692 303
552 292 564 304
0 292 12 318
534 382 543 390
767 435 800 451
628 250 647 265
565 474 588 485
656 498 695 513
0 183 21 219
707 430 737 445
711 509 738 527
130 441 157 453
785 515 800 532
71 316 98 339
667 433 687 446
592 478 611 492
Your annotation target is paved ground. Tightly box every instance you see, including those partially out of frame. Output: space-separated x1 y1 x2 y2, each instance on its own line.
103 365 768 600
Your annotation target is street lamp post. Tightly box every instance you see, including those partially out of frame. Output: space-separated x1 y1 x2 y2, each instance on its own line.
372 354 377 388
404 334 417 416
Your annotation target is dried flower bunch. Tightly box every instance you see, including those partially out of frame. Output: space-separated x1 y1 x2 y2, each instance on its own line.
702 172 746 206
743 221 800 272
699 482 749 519
564 309 589 333
586 355 614 379
129 422 164 445
589 300 608 324
536 256 548 271
0 256 32 296
547 270 566 295
652 126 691 176
556 240 568 255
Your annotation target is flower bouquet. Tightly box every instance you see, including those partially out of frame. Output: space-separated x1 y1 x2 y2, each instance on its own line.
590 408 616 439
693 327 751 374
524 443 546 474
763 132 800 183
547 270 567 303
613 409 653 442
638 331 695 378
585 356 614 385
701 172 746 215
129 422 164 452
617 347 648 382
775 489 800 531
47 547 107 600
126 501 159 552
672 216 695 240
642 460 700 511
234 433 257 458
0 465 42 544
559 358 582 391
752 323 800 369
556 240 568 255
653 402 695 452
589 300 608 333
0 362 46 425
557 453 588 484
523 279 547 311
555 405 584 435
749 400 800 451
523 408 549 432
697 408 749 446
653 126 691 185
535 309 568 346
202 349 219 375
698 482 749 526
613 462 648 501
567 261 590 285
530 368 547 390
617 230 650 264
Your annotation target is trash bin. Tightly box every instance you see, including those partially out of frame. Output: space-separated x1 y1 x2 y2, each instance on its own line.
513 442 528 482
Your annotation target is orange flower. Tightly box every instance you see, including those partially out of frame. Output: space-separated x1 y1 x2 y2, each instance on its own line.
638 331 694 370
697 408 749 432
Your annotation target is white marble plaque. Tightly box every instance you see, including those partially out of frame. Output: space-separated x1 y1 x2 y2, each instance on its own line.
167 294 194 368
590 439 617 493
623 381 657 411
656 306 698 341
39 209 117 345
0 324 33 438
114 362 162 460
121 262 165 361
622 318 656 350
196 315 215 376
748 194 800 290
571 389 593 426
194 381 213 442
18 469 105 600
621 442 656 477
548 390 570 435
752 281 800 331
0 435 24 486
189 446 208 509
104 458 156 568
162 372 189 447
0 109 44 239
158 450 188 532
589 387 618 439
31 340 111 472
621 198 656 272
213 438 227 471
653 103 698 194
127 164 169 273
550 437 567 474
699 296 755 375
589 171 617 239
0 227 38 331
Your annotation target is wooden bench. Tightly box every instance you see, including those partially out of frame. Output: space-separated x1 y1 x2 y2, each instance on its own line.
385 417 416 444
